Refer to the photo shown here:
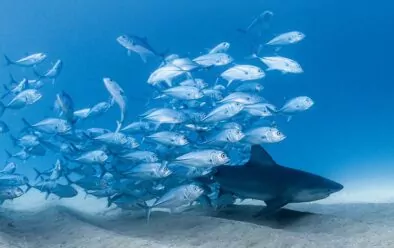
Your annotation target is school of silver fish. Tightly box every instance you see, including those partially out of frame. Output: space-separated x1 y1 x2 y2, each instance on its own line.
0 11 313 222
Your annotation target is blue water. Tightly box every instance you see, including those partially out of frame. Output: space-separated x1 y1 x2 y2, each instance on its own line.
0 0 393 185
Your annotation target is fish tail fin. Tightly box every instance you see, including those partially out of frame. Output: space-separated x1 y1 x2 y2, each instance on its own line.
21 118 32 128
1 84 10 99
9 134 17 147
106 196 114 208
99 164 107 179
33 168 43 181
4 149 12 161
8 73 17 86
3 54 13 66
25 183 32 193
158 48 170 61
45 191 50 200
107 193 122 208
236 28 248 34
137 202 153 224
32 67 44 79
0 102 5 117
115 120 122 133
245 52 258 60
266 105 279 115
64 175 74 185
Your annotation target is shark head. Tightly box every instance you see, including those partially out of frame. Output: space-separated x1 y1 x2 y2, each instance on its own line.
291 175 343 203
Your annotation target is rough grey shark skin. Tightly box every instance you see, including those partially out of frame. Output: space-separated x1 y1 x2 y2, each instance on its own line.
211 145 344 217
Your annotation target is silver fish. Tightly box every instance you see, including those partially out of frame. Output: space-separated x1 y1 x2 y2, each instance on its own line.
117 35 163 63
243 103 276 117
193 53 233 68
219 92 264 105
4 53 47 67
121 121 156 134
208 42 230 54
279 96 314 113
243 126 286 144
141 108 187 124
103 77 127 131
22 118 72 134
162 86 204 100
74 150 109 165
146 184 204 222
174 149 230 167
0 89 42 113
220 65 265 86
234 82 264 93
266 31 305 46
122 162 172 180
203 102 244 123
201 128 245 146
147 131 189 146
118 151 159 163
34 59 63 81
259 56 303 74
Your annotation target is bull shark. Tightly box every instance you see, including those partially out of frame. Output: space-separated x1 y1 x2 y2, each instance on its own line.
206 145 344 217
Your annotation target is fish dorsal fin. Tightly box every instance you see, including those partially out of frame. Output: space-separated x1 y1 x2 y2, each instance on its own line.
246 145 276 167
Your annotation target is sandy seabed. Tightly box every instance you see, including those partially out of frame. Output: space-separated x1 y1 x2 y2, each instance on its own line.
1 185 394 248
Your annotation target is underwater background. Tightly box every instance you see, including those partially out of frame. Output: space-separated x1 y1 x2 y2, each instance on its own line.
1 1 394 248
1 0 393 190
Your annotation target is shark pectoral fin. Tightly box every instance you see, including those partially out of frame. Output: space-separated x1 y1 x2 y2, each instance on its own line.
253 199 288 218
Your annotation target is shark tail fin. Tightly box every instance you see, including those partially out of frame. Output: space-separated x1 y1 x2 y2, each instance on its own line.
3 54 13 66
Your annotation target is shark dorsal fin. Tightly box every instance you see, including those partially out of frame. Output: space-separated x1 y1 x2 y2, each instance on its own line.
247 145 276 167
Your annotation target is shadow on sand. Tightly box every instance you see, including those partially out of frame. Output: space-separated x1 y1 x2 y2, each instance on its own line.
207 204 316 229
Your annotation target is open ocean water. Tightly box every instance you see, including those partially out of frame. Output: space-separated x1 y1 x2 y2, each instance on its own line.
0 1 394 248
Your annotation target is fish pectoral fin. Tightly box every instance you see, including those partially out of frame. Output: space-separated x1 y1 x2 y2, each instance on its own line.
139 53 148 63
127 50 132 56
253 198 288 218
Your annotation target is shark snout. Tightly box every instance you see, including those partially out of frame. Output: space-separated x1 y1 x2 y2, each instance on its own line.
328 181 344 194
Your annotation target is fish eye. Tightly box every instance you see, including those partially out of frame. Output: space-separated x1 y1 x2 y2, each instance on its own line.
221 153 226 158
276 131 281 136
